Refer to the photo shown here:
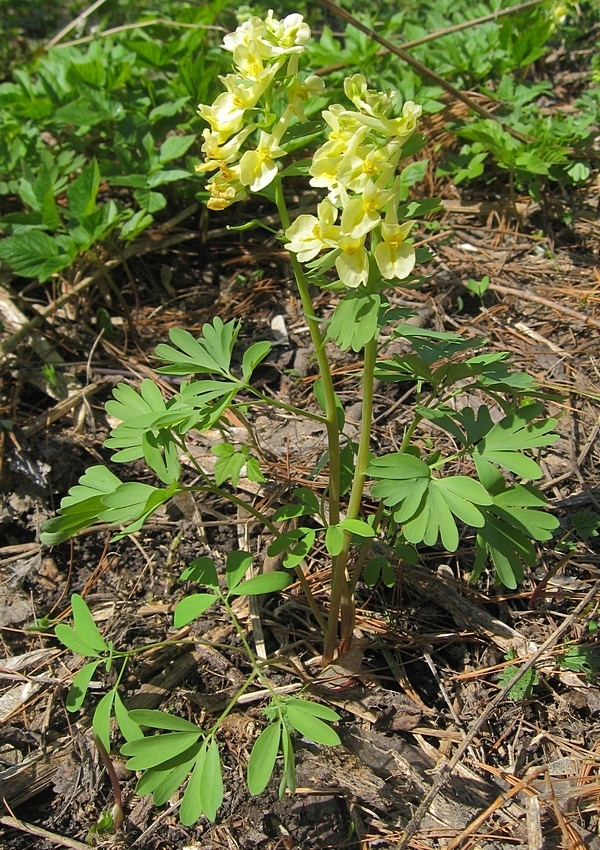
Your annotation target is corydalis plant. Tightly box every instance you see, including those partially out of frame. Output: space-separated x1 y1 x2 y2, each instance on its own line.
193 13 435 663
41 10 560 823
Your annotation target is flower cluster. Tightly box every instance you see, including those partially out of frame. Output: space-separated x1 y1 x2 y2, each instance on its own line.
285 75 422 288
196 11 323 209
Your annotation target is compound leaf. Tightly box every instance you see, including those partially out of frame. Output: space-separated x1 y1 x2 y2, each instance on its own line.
155 319 239 377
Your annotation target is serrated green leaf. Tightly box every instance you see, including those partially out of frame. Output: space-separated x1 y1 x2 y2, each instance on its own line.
66 660 101 711
173 593 217 627
122 731 202 770
248 722 281 795
127 710 201 732
229 572 292 596
71 594 108 652
120 209 153 240
158 135 196 164
67 158 100 220
147 169 191 188
0 230 74 281
93 689 116 753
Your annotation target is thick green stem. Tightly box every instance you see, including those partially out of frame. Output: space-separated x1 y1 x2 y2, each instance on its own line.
322 335 377 664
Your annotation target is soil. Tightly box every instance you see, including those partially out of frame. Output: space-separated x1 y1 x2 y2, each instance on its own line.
1 103 600 850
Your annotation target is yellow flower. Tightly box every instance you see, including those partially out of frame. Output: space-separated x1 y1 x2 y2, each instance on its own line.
344 74 397 119
195 125 257 174
239 131 286 192
339 181 393 239
197 92 246 140
335 234 369 288
288 74 325 121
385 101 423 145
374 221 416 280
206 165 247 211
264 11 311 54
285 199 339 262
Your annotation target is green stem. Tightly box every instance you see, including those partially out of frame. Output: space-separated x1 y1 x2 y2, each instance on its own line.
273 179 341 530
322 334 377 664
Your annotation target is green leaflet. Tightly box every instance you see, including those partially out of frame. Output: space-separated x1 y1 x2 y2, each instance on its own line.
114 693 143 742
285 698 340 746
180 739 223 825
173 593 218 627
66 661 101 711
154 318 240 377
228 572 292 596
247 722 281 796
473 403 558 481
55 594 108 661
122 731 202 771
71 593 109 652
370 453 493 551
327 292 382 352
225 550 254 592
128 710 201 732
93 690 116 753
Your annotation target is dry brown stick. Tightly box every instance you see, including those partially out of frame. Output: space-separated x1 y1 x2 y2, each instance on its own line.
488 281 600 331
0 814 91 850
396 577 600 850
445 764 548 850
